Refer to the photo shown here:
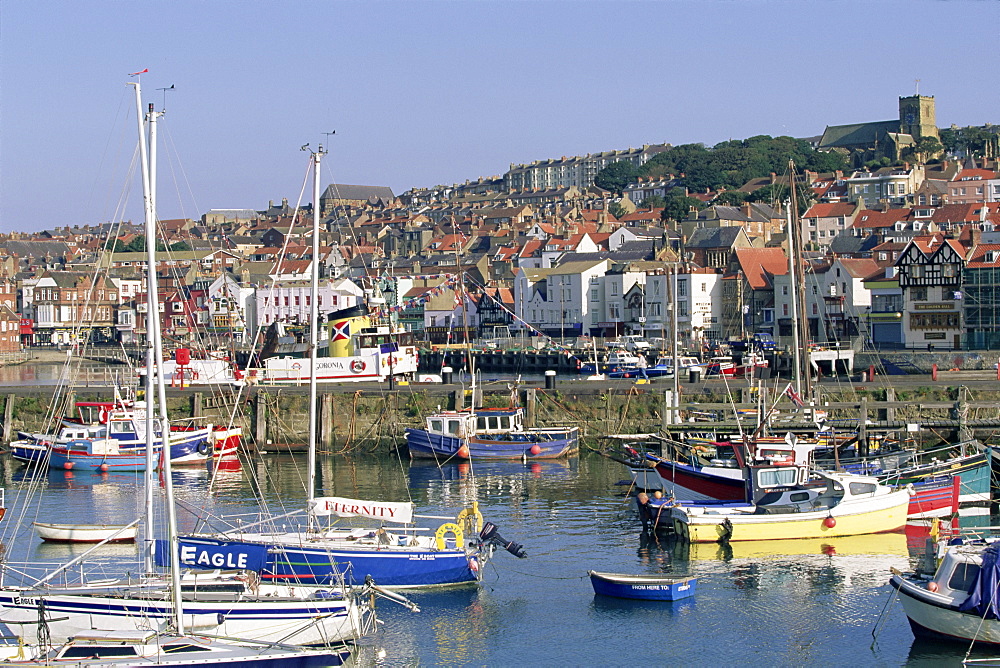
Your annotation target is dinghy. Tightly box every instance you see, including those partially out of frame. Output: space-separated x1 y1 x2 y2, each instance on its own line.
33 522 137 543
588 571 696 600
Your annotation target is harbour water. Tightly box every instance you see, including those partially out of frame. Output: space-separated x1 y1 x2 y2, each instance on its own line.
0 452 992 666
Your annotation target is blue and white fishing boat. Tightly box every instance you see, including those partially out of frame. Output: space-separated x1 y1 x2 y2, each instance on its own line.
10 399 220 468
406 406 579 460
588 571 697 601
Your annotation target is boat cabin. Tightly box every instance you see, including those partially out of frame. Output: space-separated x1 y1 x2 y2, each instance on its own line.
654 356 701 369
606 352 643 368
424 408 526 437
923 544 990 604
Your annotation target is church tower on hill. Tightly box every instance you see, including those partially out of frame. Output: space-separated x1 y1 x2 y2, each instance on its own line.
898 95 939 141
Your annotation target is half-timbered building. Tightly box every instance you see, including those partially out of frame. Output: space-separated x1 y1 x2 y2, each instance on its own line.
895 235 967 349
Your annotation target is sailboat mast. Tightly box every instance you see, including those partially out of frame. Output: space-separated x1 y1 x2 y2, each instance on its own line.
788 160 812 402
131 77 185 633
307 145 325 500
130 81 157 576
147 105 171 436
786 204 802 403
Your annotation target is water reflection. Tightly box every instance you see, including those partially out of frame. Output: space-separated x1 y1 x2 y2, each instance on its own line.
0 450 991 664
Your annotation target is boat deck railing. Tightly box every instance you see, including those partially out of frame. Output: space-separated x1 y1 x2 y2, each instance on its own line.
0 560 142 590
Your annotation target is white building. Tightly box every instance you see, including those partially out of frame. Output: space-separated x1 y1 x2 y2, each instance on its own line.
254 277 364 330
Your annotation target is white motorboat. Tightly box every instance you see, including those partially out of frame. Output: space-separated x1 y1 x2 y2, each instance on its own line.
891 541 1000 646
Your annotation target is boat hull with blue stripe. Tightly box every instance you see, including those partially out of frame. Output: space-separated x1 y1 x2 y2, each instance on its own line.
406 407 578 460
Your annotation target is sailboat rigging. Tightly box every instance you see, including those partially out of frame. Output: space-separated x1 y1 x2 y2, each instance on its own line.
175 145 521 588
0 77 378 663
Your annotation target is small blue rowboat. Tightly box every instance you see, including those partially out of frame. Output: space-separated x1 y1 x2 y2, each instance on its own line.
588 571 697 601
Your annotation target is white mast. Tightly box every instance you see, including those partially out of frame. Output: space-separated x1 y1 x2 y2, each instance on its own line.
130 76 185 634
147 103 171 439
305 144 325 501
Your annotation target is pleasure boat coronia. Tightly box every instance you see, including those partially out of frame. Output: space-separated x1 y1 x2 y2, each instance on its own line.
890 542 1000 646
406 406 579 460
667 467 911 543
640 355 704 379
247 307 418 385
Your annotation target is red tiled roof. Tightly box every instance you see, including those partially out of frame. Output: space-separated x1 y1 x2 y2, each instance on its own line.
803 202 856 219
852 209 912 229
734 247 788 289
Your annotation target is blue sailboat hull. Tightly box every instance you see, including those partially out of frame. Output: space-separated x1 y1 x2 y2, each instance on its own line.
262 544 480 587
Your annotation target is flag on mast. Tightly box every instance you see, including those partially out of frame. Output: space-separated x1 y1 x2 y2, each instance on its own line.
129 68 149 76
783 383 804 408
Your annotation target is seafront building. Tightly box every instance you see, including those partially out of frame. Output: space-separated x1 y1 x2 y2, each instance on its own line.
5 93 1000 353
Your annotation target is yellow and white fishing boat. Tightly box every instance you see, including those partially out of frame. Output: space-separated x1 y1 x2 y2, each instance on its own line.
669 467 912 543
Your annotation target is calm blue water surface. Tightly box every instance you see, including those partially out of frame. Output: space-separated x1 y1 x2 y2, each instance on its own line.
0 452 991 667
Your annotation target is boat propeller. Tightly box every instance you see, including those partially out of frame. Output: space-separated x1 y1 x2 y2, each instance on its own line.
480 522 527 559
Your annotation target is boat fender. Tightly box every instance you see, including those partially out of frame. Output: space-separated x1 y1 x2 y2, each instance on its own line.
905 483 916 497
927 581 939 592
435 522 464 551
718 517 734 545
197 441 211 456
456 507 484 533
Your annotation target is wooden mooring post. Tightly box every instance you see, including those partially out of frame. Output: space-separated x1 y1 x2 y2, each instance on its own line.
320 393 335 450
254 392 267 446
2 395 12 442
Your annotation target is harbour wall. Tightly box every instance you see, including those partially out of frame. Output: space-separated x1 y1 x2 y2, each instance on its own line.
3 380 998 454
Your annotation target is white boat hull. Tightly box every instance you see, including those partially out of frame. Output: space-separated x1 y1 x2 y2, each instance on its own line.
0 584 367 647
33 523 137 543
892 574 1000 645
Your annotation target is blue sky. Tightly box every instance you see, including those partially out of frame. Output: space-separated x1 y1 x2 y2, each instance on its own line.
1 0 997 232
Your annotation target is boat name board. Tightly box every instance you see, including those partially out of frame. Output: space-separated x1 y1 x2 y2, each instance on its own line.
308 496 414 523
153 539 269 571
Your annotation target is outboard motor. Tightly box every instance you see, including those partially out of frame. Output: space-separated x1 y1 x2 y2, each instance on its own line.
480 522 527 559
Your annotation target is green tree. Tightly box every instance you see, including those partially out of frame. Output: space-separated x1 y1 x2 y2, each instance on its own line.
640 195 666 209
747 182 812 215
169 241 192 251
713 190 749 206
905 136 943 163
608 201 628 220
594 161 639 195
660 194 703 223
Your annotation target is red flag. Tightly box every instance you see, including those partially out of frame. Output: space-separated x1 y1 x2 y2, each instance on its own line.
129 68 149 76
